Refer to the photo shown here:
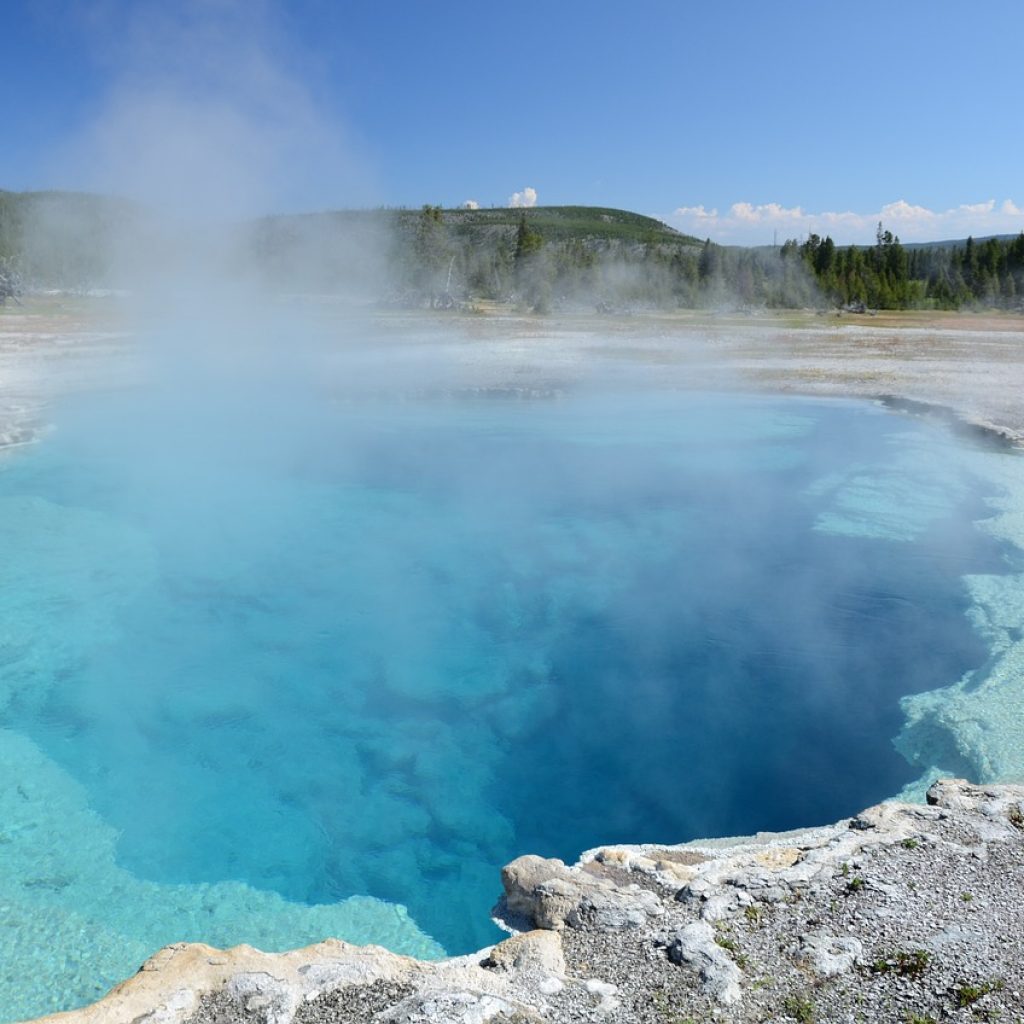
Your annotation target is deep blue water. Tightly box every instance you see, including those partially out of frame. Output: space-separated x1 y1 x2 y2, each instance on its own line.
0 389 1003 966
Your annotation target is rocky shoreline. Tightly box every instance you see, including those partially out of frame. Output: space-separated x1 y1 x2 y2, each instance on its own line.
31 780 1024 1024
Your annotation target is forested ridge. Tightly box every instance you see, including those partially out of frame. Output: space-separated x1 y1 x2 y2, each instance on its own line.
2 189 1022 312
782 224 1024 310
254 207 1024 312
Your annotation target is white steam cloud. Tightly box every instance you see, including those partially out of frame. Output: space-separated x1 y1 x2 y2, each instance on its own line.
58 0 371 219
508 187 538 209
462 199 480 210
670 198 1024 245
40 0 387 486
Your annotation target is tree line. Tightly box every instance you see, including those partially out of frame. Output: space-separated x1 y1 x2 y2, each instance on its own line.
783 224 1024 310
2 190 1023 313
393 206 1024 313
387 206 823 311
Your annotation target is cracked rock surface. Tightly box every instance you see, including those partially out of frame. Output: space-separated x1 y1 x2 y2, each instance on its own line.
29 780 1024 1024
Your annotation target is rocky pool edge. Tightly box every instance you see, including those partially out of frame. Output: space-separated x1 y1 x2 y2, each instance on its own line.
24 779 1024 1024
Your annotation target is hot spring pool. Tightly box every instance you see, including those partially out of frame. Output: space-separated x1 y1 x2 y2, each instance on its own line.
1 387 1023 1019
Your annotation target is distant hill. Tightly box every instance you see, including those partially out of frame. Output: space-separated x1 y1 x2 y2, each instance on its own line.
257 205 695 245
1 192 702 304
2 189 1021 312
901 233 1022 251
745 233 1024 256
405 205 696 245
252 205 701 269
249 205 705 307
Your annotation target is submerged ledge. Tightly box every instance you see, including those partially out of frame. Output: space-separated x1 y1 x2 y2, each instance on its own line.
27 779 1024 1024
871 394 1024 453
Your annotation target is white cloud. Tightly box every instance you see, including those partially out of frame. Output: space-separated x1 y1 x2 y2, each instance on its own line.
462 199 479 210
729 201 805 223
508 186 538 209
879 199 936 222
674 203 718 220
668 197 1024 244
960 200 996 214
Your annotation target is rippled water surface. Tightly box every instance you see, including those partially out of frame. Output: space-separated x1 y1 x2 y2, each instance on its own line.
0 387 1015 1019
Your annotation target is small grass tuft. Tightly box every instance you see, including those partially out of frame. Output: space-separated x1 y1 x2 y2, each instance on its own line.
782 994 815 1022
871 949 930 978
955 978 1005 1008
744 904 764 925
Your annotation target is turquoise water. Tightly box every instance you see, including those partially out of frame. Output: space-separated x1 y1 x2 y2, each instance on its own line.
0 387 1016 1020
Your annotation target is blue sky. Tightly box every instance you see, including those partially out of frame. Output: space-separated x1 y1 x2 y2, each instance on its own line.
3 0 1023 244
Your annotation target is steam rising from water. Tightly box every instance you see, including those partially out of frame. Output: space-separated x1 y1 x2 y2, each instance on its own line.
60 0 371 220
41 0 391 572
